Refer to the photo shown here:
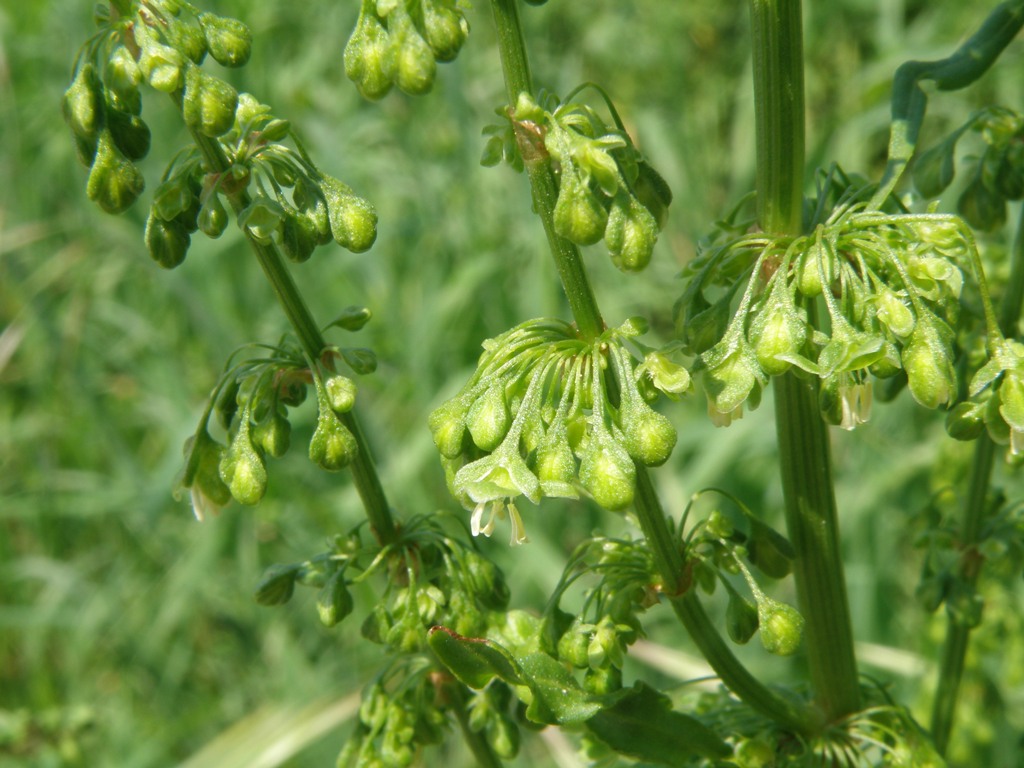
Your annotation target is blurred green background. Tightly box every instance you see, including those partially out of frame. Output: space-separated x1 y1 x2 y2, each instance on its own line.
1 1 1021 766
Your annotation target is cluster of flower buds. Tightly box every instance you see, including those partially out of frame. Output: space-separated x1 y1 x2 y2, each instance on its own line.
691 504 803 656
484 91 672 273
914 106 1024 231
177 309 374 518
63 2 252 213
678 189 976 428
344 0 469 100
429 318 688 543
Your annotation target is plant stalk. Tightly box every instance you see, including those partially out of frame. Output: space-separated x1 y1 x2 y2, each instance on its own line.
188 128 398 545
489 0 814 730
930 202 1024 754
489 0 604 340
750 0 860 721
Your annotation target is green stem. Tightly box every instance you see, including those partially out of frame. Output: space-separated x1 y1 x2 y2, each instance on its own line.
750 0 860 720
188 129 398 545
489 0 604 340
489 0 811 729
930 202 1024 753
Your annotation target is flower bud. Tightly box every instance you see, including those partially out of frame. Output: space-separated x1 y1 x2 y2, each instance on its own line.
902 324 956 409
554 168 608 246
145 211 191 269
62 63 105 141
280 210 319 262
325 374 358 414
875 288 915 338
428 399 468 459
152 174 196 222
183 430 232 511
422 0 468 63
238 197 285 244
293 178 332 245
632 159 673 230
183 65 239 138
392 12 437 96
702 341 763 418
253 411 291 458
106 107 151 161
166 15 208 64
317 571 354 627
999 370 1024 454
254 563 300 606
534 433 579 498
219 428 268 506
467 384 511 452
757 598 803 656
605 193 658 272
945 400 986 441
198 13 252 68
750 303 805 376
309 407 358 470
557 622 591 668
796 242 832 297
198 193 229 238
321 176 378 253
620 402 676 467
87 130 144 214
579 431 636 511
105 47 142 95
139 42 185 93
344 6 395 101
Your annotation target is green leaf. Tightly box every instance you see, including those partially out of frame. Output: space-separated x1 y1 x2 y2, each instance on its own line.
585 683 730 763
516 652 602 725
427 626 524 689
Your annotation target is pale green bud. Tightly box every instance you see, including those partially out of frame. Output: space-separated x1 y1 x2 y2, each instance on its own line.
198 12 252 68
309 408 359 471
467 383 511 452
87 130 144 214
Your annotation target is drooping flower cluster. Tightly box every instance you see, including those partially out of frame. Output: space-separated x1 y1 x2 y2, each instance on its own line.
429 319 688 543
64 1 376 268
677 187 980 429
484 92 673 273
344 0 469 100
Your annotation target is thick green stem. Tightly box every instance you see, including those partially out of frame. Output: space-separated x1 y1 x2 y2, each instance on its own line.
188 129 398 545
750 0 860 720
489 0 812 728
489 0 604 340
930 203 1024 753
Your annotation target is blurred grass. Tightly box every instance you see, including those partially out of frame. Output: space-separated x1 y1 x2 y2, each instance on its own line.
1 1 1022 766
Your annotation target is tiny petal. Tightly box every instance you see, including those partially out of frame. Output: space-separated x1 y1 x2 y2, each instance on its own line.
507 501 529 546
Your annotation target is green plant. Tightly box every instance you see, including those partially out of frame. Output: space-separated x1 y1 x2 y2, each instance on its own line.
50 0 1024 765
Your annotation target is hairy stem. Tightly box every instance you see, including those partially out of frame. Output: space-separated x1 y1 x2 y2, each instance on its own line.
188 128 398 545
750 0 860 721
930 202 1024 753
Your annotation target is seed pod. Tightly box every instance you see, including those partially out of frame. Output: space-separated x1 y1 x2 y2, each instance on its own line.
198 192 229 238
254 563 301 606
293 178 332 245
182 64 239 138
145 211 191 269
106 107 151 161
325 375 358 414
902 324 956 409
219 425 268 506
392 11 437 95
554 168 608 246
317 571 354 627
309 407 359 470
62 63 105 140
87 130 145 214
620 401 676 467
579 430 636 511
422 0 468 63
198 12 252 67
605 192 658 273
466 383 512 451
320 176 378 253
757 598 803 656
344 4 395 100
428 399 469 459
139 42 185 93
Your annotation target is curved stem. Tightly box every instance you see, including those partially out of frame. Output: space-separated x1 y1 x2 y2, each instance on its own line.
930 202 1024 754
187 128 398 545
750 0 860 721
